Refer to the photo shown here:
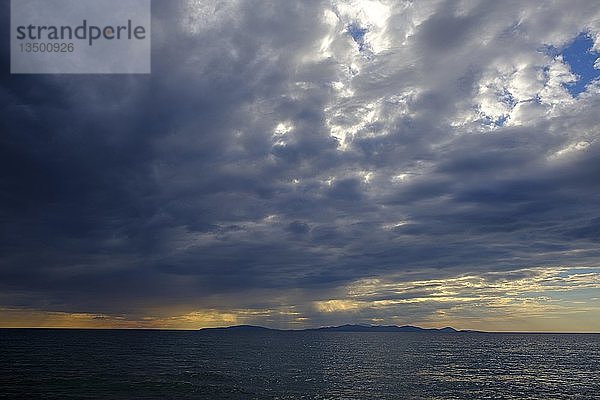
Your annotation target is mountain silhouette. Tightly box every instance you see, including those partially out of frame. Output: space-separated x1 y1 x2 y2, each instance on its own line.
199 324 465 333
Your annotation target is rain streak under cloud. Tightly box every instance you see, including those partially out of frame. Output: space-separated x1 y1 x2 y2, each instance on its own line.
1 0 600 331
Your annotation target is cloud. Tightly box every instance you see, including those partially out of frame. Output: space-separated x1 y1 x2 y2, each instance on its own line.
310 266 600 331
1 0 600 330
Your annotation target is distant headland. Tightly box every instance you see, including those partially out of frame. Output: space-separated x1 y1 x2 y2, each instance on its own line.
199 324 480 333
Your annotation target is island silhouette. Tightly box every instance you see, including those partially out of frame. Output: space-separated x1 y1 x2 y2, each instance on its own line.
198 324 478 333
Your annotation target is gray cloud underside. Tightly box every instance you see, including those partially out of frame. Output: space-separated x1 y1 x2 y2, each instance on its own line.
1 0 600 319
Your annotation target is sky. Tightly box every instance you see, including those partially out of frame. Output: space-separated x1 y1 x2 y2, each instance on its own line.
1 0 600 332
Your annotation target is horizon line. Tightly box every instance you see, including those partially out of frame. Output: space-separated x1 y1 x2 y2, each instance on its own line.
1 324 599 334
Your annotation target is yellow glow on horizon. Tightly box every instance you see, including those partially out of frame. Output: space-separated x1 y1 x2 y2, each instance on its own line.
0 308 247 330
327 267 600 332
2 267 599 332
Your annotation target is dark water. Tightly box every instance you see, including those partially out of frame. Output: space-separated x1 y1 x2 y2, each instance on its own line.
1 329 599 399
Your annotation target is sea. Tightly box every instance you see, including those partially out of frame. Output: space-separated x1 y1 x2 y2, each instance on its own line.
1 329 599 399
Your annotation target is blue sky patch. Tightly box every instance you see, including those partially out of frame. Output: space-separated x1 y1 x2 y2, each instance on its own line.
347 23 368 51
560 32 600 97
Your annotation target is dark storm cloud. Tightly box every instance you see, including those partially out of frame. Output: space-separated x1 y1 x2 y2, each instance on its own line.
1 0 600 326
1 0 340 313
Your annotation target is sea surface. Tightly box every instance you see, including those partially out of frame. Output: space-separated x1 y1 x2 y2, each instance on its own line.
1 329 599 399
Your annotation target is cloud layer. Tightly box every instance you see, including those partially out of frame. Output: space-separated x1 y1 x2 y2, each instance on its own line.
1 0 600 330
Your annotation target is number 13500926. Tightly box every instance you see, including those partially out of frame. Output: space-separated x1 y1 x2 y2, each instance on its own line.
20 42 74 53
